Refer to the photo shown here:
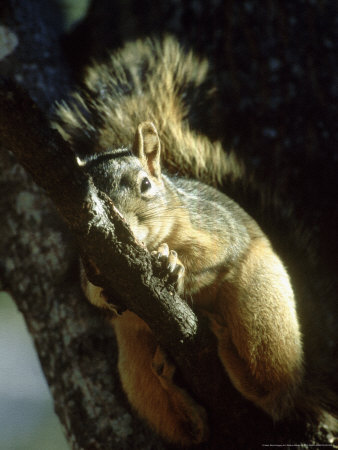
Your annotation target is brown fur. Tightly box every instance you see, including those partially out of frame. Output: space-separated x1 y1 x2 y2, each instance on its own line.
55 37 335 445
114 312 209 445
55 36 243 186
75 121 303 445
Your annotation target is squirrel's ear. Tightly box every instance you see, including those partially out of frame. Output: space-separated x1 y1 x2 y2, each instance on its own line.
133 121 161 179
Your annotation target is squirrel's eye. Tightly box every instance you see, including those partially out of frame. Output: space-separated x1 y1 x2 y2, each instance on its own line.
140 177 151 193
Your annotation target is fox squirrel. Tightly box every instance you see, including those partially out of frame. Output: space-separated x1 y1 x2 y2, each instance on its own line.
55 37 336 445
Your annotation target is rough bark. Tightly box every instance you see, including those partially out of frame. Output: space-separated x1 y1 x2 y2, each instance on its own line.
0 79 199 342
0 56 267 450
0 1 165 448
0 0 337 449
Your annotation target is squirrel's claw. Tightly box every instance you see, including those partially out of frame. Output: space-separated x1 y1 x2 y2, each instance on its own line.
152 243 185 292
153 243 169 258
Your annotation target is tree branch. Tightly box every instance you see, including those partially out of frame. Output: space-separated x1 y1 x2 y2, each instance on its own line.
1 76 335 449
0 80 227 425
1 0 336 446
0 79 198 343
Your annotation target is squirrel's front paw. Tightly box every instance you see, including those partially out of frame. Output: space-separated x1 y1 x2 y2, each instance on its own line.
100 289 126 316
82 278 124 318
80 259 126 317
152 243 185 293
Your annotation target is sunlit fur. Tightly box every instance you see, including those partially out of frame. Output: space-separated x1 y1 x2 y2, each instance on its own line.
55 36 243 186
55 37 310 445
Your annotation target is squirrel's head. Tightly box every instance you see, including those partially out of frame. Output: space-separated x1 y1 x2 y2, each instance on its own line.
76 122 170 246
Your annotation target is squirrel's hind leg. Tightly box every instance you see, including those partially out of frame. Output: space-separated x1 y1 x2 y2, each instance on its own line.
114 314 208 445
209 238 303 420
151 345 209 444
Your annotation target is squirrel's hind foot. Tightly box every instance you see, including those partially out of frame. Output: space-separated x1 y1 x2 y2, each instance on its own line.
151 345 209 445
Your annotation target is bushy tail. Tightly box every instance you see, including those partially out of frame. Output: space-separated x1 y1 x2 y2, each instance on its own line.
54 35 244 186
